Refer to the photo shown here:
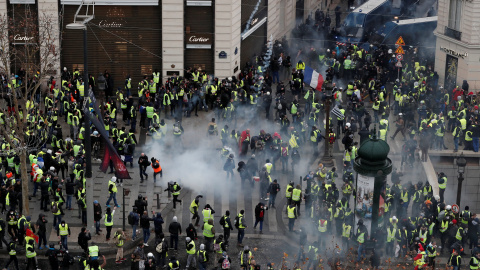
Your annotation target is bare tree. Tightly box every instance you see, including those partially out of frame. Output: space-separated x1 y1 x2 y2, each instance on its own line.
0 6 59 215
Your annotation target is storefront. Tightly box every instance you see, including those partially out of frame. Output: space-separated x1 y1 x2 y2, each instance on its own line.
61 4 162 94
240 0 268 69
184 1 214 74
8 2 40 75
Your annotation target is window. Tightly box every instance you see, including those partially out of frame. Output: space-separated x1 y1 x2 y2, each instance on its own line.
448 0 462 30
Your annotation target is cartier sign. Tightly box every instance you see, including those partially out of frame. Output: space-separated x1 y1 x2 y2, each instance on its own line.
186 33 213 45
14 34 34 41
189 36 209 43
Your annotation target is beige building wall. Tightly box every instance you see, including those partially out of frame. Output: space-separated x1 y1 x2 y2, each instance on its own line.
38 0 61 79
214 0 241 78
434 0 480 90
0 1 8 74
162 0 184 80
267 0 280 41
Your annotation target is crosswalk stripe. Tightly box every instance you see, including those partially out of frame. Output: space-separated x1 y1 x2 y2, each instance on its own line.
181 191 192 228
267 201 277 232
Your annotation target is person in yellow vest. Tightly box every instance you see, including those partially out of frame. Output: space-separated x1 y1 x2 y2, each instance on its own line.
202 204 215 224
202 218 216 252
296 60 305 73
285 181 294 212
190 195 203 226
106 176 120 208
342 220 352 252
114 229 126 264
165 181 182 209
469 253 480 270
317 213 329 250
356 219 368 262
237 210 247 246
104 206 116 241
287 202 297 232
184 236 197 268
57 220 70 250
25 238 37 270
291 185 302 216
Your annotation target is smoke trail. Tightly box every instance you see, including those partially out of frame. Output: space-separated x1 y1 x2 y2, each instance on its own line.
241 0 263 37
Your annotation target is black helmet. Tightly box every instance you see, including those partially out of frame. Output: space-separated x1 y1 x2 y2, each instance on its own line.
138 194 143 200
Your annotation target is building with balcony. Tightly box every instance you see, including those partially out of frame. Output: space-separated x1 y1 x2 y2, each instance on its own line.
435 0 480 91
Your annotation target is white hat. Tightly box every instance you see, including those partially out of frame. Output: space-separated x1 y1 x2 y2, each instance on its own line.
186 237 191 242
266 92 270 95
50 166 55 171
111 176 117 182
388 49 393 54
47 149 53 154
148 252 154 257
346 123 351 128
392 216 397 221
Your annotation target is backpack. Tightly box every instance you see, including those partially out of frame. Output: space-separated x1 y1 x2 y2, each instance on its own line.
222 257 231 269
234 216 240 228
329 134 335 144
128 212 135 225
51 202 58 214
107 214 112 223
214 242 220 252
208 125 215 134
156 240 167 253
219 216 225 226
198 250 206 262
152 162 160 169
281 147 288 157
174 125 180 133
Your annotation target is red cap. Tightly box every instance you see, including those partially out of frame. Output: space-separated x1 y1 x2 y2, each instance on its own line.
452 219 457 224
475 105 479 110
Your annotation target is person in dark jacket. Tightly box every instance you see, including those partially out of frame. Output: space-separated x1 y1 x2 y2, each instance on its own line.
186 223 197 240
267 179 280 208
45 243 60 270
35 214 48 249
168 216 182 251
135 195 148 215
140 211 153 246
77 227 91 254
138 153 149 182
65 179 75 210
93 200 102 235
40 178 50 211
254 202 268 233
153 212 164 240
220 211 234 246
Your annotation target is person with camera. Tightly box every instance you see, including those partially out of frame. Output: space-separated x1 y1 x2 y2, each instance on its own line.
253 202 268 234
138 153 150 183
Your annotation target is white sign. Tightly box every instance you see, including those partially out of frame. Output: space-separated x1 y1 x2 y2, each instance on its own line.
186 44 211 49
440 47 468 59
188 36 210 43
14 34 34 41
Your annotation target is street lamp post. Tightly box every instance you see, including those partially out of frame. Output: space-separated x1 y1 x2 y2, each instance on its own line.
456 153 467 206
353 128 392 235
66 21 94 230
321 82 334 167
123 188 130 231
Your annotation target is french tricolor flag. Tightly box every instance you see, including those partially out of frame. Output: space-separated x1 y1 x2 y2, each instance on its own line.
303 66 324 91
